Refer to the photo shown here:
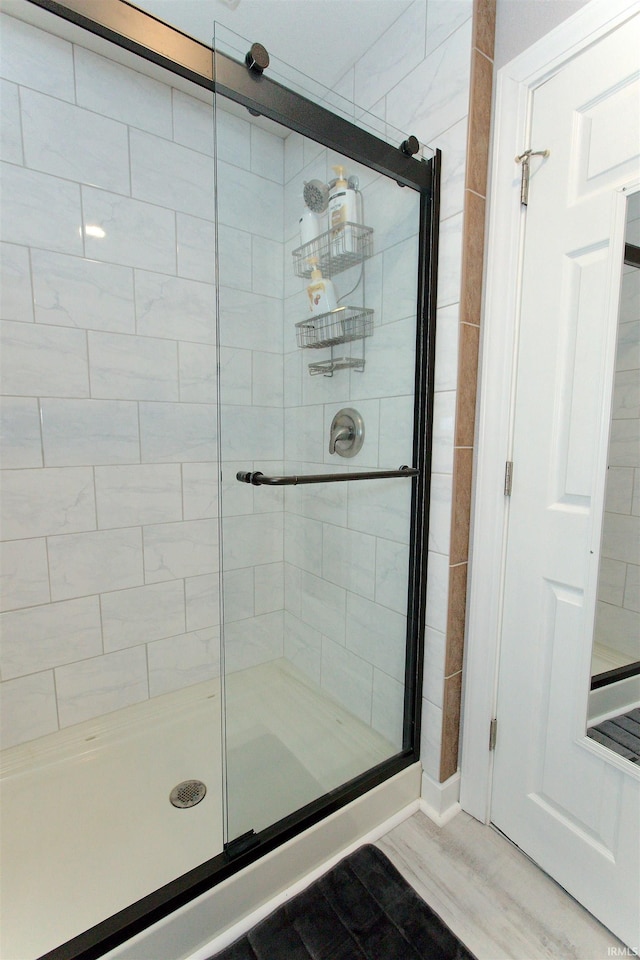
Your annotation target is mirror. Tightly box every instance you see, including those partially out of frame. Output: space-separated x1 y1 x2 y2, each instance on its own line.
587 190 640 760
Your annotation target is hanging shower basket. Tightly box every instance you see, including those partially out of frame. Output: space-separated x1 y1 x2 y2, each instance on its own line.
295 306 374 350
292 223 374 278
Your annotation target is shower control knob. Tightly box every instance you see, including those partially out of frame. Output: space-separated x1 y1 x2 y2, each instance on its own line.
245 42 269 74
400 135 420 157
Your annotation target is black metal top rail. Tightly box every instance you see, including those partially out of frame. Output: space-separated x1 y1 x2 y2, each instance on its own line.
236 466 419 486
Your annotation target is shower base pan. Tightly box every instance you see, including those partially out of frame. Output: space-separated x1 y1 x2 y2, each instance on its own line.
0 660 397 960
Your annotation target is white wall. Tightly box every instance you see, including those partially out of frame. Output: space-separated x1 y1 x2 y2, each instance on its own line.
494 0 590 68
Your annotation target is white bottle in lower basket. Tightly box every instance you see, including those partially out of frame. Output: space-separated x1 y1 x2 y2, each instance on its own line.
306 259 337 315
328 165 359 257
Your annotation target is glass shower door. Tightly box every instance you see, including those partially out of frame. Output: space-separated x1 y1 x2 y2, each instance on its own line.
213 30 432 850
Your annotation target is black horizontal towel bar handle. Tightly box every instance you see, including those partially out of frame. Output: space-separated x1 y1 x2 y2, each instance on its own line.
236 466 419 486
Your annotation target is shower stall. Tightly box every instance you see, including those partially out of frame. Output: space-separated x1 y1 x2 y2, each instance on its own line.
0 4 439 958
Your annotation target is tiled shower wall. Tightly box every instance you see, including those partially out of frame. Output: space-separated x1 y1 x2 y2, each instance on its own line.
596 197 640 662
281 139 420 748
0 14 284 748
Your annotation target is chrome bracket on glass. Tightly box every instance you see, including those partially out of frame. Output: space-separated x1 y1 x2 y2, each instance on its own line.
236 465 418 486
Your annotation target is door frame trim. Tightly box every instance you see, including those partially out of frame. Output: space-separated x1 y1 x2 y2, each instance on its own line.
459 0 640 823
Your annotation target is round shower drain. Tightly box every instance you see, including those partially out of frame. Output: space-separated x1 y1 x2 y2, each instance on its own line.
170 779 207 809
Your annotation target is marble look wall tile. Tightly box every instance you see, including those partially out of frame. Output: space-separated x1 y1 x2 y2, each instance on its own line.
425 550 449 634
346 593 407 682
101 580 186 651
148 626 220 697
596 557 627 606
299 570 346 645
217 224 252 291
1 319 89 398
387 20 472 144
0 162 82 255
55 646 149 728
219 405 283 461
183 462 218 520
360 174 420 254
0 467 95 541
172 89 214 156
32 250 135 334
0 14 74 102
223 513 283 570
608 419 640 469
219 347 252 406
374 537 410 614
615 319 639 373
431 390 456 475
286 471 347 527
284 610 321 684
186 573 219 631
354 1 427 112
612 368 640 420
250 126 284 184
222 567 254 623
426 0 473 57
0 671 58 749
434 117 469 222
348 476 412 544
94 463 182 528
41 398 140 466
215 109 251 170
284 132 304 183
218 286 283 354
285 404 324 462
143 518 218 583
379 395 414 467
74 46 172 138
423 625 446 708
595 600 639 655
223 611 284 673
382 235 420 326
428 472 453 555
48 527 143 600
0 243 34 323
135 271 215 344
601 512 640 565
176 214 216 283
322 524 376 601
284 513 323 576
420 696 443 780
350 318 417 404
0 80 22 165
20 88 130 194
130 129 214 220
0 538 49 612
217 160 283 242
321 636 372 725
88 331 178 401
139 402 216 463
255 562 284 615
624 562 639 612
284 562 301 618
0 595 101 679
252 351 284 408
252 235 284 299
372 669 404 748
434 303 460 392
436 212 464 308
220 460 253 517
82 187 176 274
0 397 43 468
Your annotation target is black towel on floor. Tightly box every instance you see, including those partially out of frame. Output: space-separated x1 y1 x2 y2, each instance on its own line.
210 844 476 960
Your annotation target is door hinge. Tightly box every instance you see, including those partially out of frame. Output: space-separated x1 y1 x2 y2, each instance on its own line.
515 148 550 205
504 460 513 496
489 717 498 751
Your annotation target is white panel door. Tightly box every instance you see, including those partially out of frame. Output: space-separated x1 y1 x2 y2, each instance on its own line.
491 13 640 949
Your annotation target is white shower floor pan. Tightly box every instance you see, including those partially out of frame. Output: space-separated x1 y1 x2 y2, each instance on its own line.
0 660 394 960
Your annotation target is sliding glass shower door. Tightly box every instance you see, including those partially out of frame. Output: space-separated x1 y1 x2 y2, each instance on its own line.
213 30 435 850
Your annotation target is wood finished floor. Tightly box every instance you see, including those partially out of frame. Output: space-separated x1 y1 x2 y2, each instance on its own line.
377 810 630 960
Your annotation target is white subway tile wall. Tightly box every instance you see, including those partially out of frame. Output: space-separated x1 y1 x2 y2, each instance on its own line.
0 1 472 773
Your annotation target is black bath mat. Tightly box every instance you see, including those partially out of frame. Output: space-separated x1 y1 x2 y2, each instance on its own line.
588 707 640 763
209 843 476 960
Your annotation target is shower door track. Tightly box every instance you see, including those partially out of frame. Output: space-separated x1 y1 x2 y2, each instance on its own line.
21 3 441 958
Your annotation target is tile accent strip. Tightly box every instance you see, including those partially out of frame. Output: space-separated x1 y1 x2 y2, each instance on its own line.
439 0 496 782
